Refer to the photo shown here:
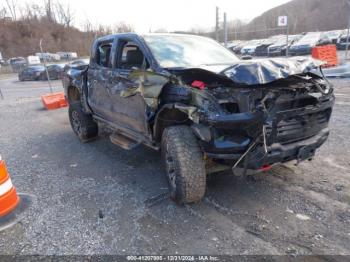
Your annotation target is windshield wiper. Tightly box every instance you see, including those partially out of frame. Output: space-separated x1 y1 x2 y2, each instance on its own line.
164 67 187 70
196 63 235 67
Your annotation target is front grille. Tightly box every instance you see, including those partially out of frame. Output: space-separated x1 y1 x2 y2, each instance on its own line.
266 109 331 144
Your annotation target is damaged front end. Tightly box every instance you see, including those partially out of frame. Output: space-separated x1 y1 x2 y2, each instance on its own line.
158 57 334 170
117 57 334 171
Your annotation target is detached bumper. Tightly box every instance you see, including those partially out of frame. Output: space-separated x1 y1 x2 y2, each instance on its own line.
205 128 329 169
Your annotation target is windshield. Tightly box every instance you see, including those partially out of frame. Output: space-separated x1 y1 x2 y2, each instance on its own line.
143 34 239 68
325 30 341 38
271 35 299 46
28 66 44 70
296 32 321 45
11 58 25 63
243 40 262 47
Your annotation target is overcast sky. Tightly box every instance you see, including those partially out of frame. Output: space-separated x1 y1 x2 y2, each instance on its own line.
15 0 291 32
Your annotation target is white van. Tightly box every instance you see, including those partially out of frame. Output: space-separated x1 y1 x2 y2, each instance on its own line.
27 55 41 65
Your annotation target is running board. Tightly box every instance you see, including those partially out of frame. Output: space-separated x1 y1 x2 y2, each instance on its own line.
110 133 140 150
93 115 160 151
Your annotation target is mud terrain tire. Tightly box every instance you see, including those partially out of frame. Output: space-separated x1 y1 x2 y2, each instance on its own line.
161 125 206 204
69 102 98 142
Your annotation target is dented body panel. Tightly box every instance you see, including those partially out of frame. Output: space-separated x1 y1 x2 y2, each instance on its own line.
62 33 334 170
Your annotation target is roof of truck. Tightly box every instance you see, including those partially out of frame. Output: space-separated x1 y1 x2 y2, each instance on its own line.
96 33 211 41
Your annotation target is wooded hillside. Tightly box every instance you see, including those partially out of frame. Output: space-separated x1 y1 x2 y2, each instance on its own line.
0 18 94 58
0 0 349 58
0 0 133 59
241 0 349 39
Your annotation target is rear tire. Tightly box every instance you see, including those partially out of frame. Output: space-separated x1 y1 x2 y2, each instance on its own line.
68 102 98 142
39 74 47 81
161 125 206 204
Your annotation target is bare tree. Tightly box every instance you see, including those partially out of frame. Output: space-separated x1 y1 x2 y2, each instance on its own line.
21 3 43 20
95 24 113 36
56 2 74 27
5 0 17 20
44 0 55 22
152 27 168 33
112 22 134 33
0 7 7 19
82 18 93 32
189 26 208 35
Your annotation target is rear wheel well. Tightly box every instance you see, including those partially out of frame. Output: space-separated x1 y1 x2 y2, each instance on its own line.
67 86 81 103
153 107 193 142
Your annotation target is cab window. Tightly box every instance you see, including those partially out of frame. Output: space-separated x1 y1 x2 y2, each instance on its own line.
117 41 148 70
96 42 112 67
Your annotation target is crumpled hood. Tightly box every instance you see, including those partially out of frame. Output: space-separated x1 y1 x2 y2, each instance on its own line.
218 57 324 85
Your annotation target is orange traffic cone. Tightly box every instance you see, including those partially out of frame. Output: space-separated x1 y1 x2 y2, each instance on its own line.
0 158 20 217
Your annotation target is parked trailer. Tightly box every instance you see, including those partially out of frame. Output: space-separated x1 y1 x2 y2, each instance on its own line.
35 53 60 62
57 52 78 60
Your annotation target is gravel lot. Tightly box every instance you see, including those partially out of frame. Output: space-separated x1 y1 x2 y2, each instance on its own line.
0 74 349 255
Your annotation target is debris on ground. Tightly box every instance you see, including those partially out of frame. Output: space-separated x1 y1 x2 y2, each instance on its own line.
295 214 311 221
98 210 104 219
335 184 345 191
286 208 294 214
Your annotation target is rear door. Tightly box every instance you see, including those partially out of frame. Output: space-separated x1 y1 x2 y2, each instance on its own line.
87 37 115 119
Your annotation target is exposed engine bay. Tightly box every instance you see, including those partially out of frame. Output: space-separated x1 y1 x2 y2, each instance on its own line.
157 59 334 171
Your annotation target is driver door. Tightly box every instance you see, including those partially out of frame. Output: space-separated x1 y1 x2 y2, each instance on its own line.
104 38 150 137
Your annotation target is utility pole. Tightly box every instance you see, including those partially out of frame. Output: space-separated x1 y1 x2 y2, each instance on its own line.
286 23 289 57
346 1 350 60
39 39 53 94
277 15 289 57
346 22 350 60
215 6 219 41
224 12 228 47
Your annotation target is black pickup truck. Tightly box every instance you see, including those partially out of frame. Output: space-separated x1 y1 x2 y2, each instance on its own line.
62 33 334 204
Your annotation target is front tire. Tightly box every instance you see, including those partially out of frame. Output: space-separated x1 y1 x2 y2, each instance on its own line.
161 125 206 204
68 102 98 142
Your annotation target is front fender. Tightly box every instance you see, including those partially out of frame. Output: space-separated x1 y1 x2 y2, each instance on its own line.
63 66 92 113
